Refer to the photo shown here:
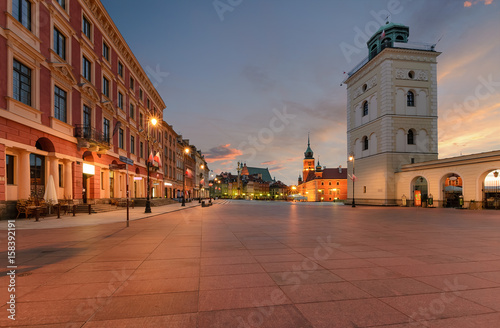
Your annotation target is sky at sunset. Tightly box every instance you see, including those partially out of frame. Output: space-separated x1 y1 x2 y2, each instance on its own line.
101 0 500 185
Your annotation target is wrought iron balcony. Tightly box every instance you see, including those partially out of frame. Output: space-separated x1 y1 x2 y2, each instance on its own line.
74 124 110 149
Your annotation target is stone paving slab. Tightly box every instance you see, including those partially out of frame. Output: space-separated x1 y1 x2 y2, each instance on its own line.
1 201 500 327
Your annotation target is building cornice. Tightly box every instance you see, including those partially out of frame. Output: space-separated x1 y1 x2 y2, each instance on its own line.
345 48 441 86
401 150 500 172
81 0 166 110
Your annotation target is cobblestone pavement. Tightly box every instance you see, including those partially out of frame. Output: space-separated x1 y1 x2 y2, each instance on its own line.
1 201 500 327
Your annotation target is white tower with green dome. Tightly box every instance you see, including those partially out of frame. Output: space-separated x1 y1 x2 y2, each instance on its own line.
344 22 440 205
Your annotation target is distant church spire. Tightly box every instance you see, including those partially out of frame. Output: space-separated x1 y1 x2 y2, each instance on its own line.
304 133 314 159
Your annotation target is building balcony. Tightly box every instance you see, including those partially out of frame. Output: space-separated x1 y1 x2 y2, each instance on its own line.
74 124 110 153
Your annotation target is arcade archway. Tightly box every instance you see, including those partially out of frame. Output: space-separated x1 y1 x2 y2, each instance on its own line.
442 173 463 208
483 170 500 209
411 176 428 207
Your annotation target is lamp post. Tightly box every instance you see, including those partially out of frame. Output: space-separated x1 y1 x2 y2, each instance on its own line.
182 147 190 206
199 164 204 203
349 154 356 207
145 117 157 213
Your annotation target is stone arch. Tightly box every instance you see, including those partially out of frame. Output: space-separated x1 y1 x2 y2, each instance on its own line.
478 168 500 209
35 137 55 152
410 176 429 207
407 89 416 107
440 172 463 208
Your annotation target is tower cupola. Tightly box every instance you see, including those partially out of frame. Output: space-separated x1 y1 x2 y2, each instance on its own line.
367 22 409 60
304 134 314 159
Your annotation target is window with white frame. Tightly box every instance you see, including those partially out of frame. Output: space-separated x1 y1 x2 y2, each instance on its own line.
82 15 91 39
103 76 109 98
118 92 123 109
130 103 134 119
103 118 110 142
103 42 110 61
118 61 123 78
53 28 66 60
13 59 31 106
362 136 369 151
82 56 91 82
57 0 65 9
54 86 67 123
12 0 31 31
119 128 124 149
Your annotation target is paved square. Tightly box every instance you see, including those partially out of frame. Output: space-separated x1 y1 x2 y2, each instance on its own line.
1 201 500 327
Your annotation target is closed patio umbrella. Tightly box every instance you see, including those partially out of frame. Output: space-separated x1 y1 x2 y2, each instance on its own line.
44 175 59 211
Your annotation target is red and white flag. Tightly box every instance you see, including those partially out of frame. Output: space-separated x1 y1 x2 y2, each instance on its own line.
379 30 386 40
348 174 357 181
148 152 154 163
153 152 162 166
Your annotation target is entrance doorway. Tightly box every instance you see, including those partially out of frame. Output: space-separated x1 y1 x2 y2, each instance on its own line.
109 171 114 198
443 173 463 208
30 153 45 199
484 170 500 209
82 174 88 204
411 176 428 207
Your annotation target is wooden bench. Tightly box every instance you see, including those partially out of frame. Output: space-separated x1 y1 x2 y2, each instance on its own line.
16 200 34 219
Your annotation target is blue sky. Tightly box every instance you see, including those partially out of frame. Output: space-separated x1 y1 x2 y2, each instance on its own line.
101 0 500 185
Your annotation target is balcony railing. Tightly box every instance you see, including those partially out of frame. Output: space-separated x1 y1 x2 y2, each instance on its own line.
74 124 109 145
346 41 436 79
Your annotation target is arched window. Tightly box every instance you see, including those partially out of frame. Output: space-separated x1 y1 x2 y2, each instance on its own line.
396 35 405 42
407 91 415 107
362 136 369 150
337 181 340 186
381 38 391 50
362 101 368 117
407 129 415 145
329 182 331 185
370 44 377 59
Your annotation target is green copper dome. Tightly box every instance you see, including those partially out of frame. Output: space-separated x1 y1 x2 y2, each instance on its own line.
304 134 314 159
367 22 409 60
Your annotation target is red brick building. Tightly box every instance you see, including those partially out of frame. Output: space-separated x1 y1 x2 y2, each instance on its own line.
0 0 166 218
297 137 348 202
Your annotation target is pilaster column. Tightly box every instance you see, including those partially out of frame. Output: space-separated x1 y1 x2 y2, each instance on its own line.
49 157 59 196
18 150 30 199
63 159 73 199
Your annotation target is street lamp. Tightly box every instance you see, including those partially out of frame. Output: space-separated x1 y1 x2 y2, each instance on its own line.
182 147 190 206
199 164 204 203
349 154 355 207
145 117 158 213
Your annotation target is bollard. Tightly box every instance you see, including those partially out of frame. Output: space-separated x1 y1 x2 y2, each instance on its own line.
35 208 39 222
57 204 61 219
73 204 76 216
88 204 92 214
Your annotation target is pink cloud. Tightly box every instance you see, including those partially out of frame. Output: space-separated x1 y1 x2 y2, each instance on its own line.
204 144 242 163
464 0 494 7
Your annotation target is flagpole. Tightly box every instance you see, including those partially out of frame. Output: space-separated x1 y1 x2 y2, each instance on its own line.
349 154 356 208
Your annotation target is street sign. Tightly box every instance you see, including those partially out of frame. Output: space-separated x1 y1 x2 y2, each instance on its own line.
109 163 126 170
119 156 134 165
